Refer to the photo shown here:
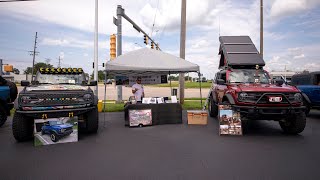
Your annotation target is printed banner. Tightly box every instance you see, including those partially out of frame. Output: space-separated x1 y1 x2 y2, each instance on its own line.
34 117 78 146
115 75 167 86
129 109 152 127
219 105 242 135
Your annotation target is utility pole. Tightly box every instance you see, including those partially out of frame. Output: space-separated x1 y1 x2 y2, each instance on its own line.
31 32 38 81
58 56 61 67
260 0 263 58
179 0 186 104
94 0 99 95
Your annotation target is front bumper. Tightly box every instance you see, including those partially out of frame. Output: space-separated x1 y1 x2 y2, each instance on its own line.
233 105 306 120
16 106 95 119
56 129 73 137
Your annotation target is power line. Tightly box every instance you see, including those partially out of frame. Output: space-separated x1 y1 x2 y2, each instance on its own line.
150 0 160 38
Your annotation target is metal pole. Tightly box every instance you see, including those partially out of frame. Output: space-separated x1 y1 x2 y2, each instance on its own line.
31 32 38 81
198 72 203 107
0 59 3 76
116 5 123 103
94 0 99 95
260 0 263 58
179 0 186 104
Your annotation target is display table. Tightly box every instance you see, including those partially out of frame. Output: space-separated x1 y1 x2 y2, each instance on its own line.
124 103 182 126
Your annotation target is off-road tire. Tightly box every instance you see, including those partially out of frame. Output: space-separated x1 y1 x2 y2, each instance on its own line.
279 113 306 134
50 132 59 142
6 81 18 102
12 112 33 141
0 105 7 127
83 107 98 133
208 96 218 117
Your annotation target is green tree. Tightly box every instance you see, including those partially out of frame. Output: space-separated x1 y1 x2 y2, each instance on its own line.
24 62 53 74
90 70 113 81
13 68 20 74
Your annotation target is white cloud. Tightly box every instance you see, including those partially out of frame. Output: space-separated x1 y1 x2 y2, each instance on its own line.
270 0 320 19
293 54 305 59
40 37 108 49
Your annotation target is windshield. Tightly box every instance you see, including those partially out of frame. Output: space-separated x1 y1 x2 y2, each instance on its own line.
36 73 85 85
50 121 63 125
229 69 270 84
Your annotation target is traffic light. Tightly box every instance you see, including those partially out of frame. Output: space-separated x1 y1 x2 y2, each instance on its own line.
143 35 148 45
156 43 159 50
151 42 154 49
110 34 116 60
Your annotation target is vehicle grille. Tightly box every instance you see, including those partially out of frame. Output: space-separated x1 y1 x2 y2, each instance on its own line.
23 92 92 106
240 92 296 104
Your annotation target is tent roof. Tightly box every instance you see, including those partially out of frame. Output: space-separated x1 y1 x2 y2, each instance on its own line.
218 36 265 68
106 48 199 75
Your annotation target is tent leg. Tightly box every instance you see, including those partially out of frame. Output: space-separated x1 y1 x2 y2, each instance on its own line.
169 73 172 96
198 72 203 108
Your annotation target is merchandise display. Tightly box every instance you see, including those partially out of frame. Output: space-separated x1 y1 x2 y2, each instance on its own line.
218 105 242 135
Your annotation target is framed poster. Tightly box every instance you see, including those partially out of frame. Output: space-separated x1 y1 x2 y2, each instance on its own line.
129 109 152 127
34 117 78 146
219 105 242 135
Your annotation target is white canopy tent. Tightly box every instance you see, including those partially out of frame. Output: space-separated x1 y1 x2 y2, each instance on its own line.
105 48 199 75
104 48 203 105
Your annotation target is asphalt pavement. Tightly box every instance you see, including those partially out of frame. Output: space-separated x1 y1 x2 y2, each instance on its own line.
1 110 320 180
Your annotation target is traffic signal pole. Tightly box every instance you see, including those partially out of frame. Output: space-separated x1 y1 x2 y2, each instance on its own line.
113 5 162 103
116 5 123 103
114 5 161 51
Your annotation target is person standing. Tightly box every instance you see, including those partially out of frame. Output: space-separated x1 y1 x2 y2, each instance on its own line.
132 77 145 103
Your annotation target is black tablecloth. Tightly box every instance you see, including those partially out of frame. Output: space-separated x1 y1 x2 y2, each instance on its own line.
124 103 183 126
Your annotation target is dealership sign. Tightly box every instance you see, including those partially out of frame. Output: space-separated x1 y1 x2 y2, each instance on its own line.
115 75 167 86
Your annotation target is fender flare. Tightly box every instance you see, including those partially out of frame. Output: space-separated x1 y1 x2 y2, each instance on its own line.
93 95 98 105
302 93 311 104
210 91 217 103
223 94 236 105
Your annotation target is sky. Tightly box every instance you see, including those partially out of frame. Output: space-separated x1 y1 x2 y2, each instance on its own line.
0 0 319 79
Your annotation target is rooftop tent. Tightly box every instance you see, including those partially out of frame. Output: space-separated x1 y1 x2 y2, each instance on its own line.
218 36 265 69
105 48 200 76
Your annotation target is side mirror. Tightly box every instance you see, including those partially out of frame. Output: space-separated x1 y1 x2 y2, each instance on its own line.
217 79 225 85
275 79 284 86
21 80 30 87
89 80 97 86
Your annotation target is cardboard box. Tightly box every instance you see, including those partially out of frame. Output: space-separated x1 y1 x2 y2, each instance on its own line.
187 110 208 125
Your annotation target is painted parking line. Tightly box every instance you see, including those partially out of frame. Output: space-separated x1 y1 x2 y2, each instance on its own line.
35 134 50 145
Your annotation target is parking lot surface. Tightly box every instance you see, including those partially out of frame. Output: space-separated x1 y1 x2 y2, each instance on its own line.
1 111 320 180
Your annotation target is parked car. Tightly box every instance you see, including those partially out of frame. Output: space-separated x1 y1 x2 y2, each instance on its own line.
0 76 17 127
291 71 320 115
41 120 73 142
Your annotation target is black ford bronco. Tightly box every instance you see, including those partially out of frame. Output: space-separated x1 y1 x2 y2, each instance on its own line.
13 68 98 141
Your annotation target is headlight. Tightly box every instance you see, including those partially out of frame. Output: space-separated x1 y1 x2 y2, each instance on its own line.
294 93 302 102
83 94 92 101
21 96 31 103
238 92 248 101
60 128 65 133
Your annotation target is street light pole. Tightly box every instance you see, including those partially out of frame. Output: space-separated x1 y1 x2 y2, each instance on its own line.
94 0 99 95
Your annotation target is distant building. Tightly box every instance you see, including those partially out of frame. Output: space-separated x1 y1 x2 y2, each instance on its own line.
2 72 32 83
269 71 298 84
